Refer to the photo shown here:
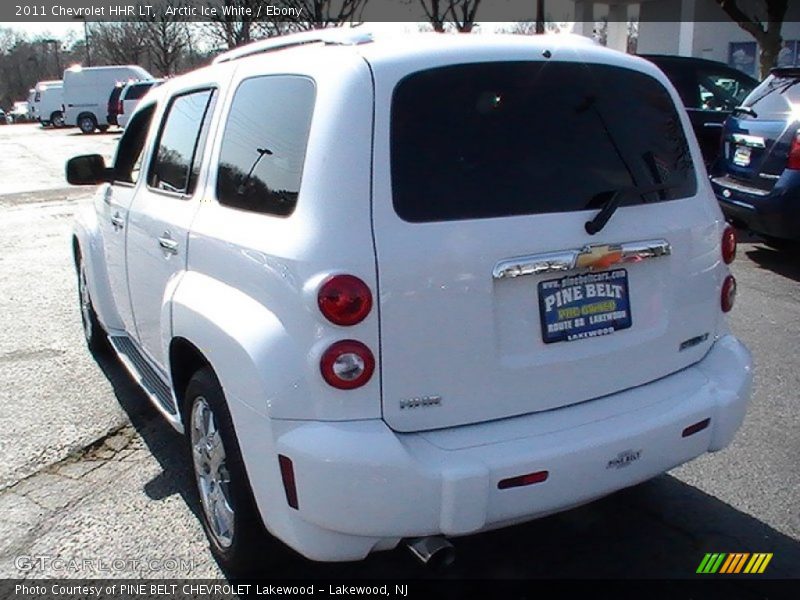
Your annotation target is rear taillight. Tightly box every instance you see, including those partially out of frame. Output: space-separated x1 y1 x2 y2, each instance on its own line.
117 100 124 114
722 225 737 264
318 275 372 326
721 275 737 312
320 340 375 390
788 132 800 169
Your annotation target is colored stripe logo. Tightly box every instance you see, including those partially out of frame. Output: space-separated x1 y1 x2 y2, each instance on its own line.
697 553 773 574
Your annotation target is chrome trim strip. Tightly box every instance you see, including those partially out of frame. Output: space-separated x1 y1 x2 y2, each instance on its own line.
711 176 771 197
492 239 671 280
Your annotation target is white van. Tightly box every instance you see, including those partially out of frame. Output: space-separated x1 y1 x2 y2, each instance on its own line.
33 80 64 127
63 65 152 133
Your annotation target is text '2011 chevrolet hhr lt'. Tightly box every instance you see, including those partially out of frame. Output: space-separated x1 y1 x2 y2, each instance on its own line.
68 31 753 572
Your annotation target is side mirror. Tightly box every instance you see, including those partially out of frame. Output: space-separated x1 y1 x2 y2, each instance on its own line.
66 154 114 185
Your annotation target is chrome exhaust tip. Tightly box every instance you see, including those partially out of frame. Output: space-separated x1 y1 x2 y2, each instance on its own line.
405 536 455 569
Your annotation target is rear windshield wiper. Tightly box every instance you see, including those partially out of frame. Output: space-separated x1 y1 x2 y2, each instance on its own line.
732 105 758 118
584 181 680 235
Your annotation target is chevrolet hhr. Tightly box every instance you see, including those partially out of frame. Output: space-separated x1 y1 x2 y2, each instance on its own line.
68 31 753 571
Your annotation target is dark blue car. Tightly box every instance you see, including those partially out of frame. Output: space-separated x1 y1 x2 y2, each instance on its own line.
711 67 800 247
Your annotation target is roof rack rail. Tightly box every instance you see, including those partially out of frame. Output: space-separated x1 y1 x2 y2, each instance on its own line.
212 29 374 65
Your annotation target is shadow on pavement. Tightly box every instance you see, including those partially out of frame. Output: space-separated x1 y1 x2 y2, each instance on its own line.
744 244 800 284
91 348 800 581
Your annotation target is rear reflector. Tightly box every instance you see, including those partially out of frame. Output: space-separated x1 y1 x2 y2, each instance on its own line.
278 454 298 509
682 418 711 438
498 470 549 490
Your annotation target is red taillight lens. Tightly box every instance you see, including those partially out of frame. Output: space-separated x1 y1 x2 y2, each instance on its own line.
320 340 375 389
722 225 737 264
318 275 372 326
788 132 800 169
721 275 737 312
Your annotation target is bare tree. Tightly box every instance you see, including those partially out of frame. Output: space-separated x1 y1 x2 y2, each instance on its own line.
89 21 149 65
284 0 369 30
448 0 481 32
143 2 190 76
715 0 788 77
419 0 448 32
418 0 482 33
203 0 268 49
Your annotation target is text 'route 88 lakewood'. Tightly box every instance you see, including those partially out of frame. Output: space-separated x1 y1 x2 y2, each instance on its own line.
25 3 305 18
15 583 410 597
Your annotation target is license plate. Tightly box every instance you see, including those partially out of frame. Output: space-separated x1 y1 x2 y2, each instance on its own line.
733 145 751 167
538 269 632 344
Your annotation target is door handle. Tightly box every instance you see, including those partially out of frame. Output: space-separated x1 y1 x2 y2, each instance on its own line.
111 213 124 230
703 122 724 129
158 235 179 255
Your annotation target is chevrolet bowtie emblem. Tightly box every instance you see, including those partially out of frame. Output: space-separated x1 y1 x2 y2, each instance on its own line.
575 244 624 270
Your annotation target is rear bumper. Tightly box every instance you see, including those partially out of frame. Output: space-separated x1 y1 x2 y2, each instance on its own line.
269 335 752 561
712 174 800 240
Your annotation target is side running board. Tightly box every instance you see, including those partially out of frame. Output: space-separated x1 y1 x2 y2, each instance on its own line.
108 336 183 431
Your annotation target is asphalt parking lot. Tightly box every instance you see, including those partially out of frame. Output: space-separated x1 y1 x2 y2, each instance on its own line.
0 123 798 583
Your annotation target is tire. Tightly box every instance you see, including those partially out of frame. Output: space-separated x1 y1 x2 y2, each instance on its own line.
77 256 109 354
51 111 64 128
186 367 272 575
78 114 96 134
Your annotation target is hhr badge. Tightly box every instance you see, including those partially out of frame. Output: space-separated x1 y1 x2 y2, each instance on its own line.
606 449 642 469
399 395 442 410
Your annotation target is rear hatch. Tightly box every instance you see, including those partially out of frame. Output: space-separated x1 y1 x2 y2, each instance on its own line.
371 56 723 432
717 69 800 190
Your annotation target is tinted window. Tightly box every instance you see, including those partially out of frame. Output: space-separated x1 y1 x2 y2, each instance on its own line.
216 76 315 216
148 89 213 195
391 62 696 223
742 72 800 118
114 103 156 184
697 69 756 111
126 83 154 101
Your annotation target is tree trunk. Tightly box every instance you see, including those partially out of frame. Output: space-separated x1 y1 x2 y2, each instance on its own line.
760 29 782 77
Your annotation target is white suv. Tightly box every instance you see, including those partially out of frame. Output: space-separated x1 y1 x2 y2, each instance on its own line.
68 31 753 572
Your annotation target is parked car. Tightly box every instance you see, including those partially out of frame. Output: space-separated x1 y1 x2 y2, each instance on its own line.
6 101 32 124
116 79 163 129
63 64 152 133
68 31 752 573
106 83 125 127
711 66 800 247
0 108 6 124
32 80 65 127
642 55 758 164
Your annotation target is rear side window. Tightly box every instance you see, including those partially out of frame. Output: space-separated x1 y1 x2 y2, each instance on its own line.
148 89 214 195
216 76 315 217
391 62 696 223
741 72 800 118
126 83 153 100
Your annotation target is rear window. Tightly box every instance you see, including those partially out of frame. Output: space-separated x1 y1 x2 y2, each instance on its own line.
741 72 800 118
126 83 154 100
391 62 696 223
